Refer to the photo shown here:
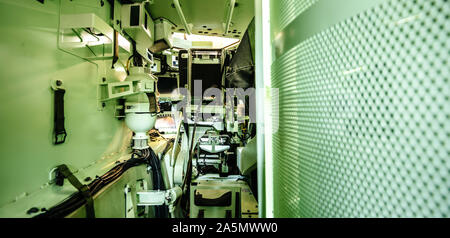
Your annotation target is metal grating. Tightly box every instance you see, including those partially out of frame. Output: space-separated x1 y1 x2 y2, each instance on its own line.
278 0 318 31
271 0 449 217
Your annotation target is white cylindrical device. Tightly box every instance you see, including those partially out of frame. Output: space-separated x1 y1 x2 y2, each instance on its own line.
125 109 156 149
124 66 157 150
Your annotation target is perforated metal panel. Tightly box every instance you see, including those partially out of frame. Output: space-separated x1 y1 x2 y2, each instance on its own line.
271 0 449 217
278 0 318 30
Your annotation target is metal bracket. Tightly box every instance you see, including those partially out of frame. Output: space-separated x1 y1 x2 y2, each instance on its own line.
99 77 156 102
50 79 64 91
124 184 135 218
136 186 182 213
137 190 166 206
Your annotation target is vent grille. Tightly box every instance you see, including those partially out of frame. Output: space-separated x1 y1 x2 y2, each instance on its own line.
278 0 318 30
271 0 449 217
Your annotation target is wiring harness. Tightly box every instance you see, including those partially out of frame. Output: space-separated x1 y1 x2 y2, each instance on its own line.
34 146 169 218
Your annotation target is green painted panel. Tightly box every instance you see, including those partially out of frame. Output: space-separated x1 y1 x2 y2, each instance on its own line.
271 0 449 217
0 0 132 215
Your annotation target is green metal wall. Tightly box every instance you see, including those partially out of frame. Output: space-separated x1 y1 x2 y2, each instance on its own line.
270 0 449 217
0 0 138 217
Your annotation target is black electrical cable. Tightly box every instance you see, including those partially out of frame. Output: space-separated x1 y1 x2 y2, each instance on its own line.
147 147 168 218
35 135 175 218
150 139 174 218
177 106 201 217
84 28 104 37
34 151 152 218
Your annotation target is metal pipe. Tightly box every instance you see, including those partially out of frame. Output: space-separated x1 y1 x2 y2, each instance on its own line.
159 151 172 189
254 0 266 218
224 0 236 35
170 115 182 167
223 39 240 49
173 0 192 35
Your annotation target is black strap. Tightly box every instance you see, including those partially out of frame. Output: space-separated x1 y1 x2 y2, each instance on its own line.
53 89 67 144
235 192 241 218
112 30 119 68
56 164 95 218
197 210 205 218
